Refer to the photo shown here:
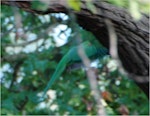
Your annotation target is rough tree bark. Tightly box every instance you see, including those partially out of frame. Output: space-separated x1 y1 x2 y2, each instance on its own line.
1 1 149 96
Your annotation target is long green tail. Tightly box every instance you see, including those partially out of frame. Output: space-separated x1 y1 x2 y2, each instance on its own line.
42 54 70 97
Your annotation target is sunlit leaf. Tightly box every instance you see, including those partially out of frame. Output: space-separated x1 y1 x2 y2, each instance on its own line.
67 0 81 11
129 0 141 20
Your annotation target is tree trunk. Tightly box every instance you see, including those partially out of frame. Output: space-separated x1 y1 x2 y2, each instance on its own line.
2 1 149 96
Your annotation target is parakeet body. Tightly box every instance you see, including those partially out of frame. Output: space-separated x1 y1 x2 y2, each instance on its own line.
43 41 108 96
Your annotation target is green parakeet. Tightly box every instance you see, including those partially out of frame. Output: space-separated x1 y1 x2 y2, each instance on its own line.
43 41 108 97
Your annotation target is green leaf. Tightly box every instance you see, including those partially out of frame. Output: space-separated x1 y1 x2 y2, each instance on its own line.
107 0 127 7
2 98 18 113
67 0 81 11
129 0 141 20
86 0 97 14
31 1 49 11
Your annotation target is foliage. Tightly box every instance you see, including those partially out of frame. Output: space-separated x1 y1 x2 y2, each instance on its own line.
67 0 81 11
106 0 150 19
1 1 149 115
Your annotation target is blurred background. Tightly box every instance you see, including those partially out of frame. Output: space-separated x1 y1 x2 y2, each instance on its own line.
1 0 149 115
